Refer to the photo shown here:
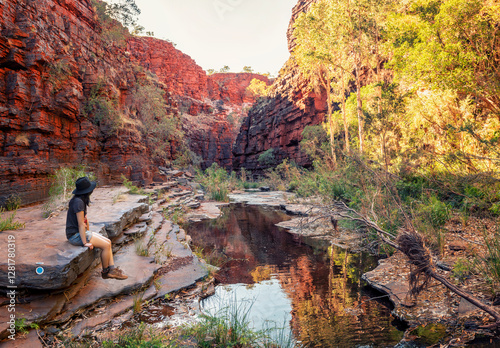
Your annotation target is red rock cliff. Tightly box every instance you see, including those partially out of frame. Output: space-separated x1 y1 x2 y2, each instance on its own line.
0 0 147 205
0 0 269 206
127 36 270 169
233 0 325 173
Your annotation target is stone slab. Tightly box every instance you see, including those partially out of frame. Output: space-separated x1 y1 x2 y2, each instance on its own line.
228 191 291 206
155 257 208 299
185 202 224 221
71 285 157 337
0 187 149 290
53 241 160 324
362 261 414 307
0 329 42 347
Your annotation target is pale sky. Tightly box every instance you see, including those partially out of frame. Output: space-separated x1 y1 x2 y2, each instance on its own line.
133 0 298 75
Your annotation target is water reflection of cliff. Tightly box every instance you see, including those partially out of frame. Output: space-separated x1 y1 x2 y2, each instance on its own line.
185 204 403 347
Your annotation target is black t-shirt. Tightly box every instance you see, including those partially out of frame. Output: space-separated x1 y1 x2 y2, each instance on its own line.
66 196 86 239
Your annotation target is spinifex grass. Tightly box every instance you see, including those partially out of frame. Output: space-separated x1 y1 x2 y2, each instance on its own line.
0 208 25 232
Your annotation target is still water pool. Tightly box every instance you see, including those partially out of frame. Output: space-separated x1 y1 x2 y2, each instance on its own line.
184 204 409 347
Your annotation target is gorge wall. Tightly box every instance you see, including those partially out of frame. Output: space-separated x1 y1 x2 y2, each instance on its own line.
233 0 325 172
0 0 268 206
127 36 270 170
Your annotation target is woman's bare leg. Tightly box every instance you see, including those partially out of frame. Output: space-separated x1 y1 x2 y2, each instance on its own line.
89 233 114 269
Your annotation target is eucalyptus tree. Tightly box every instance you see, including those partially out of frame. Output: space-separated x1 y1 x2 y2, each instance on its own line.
386 0 500 116
293 0 353 164
293 0 390 156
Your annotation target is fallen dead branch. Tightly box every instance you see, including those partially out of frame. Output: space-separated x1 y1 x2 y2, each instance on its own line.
326 201 500 329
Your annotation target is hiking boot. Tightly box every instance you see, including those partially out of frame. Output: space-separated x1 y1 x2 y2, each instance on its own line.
102 267 128 280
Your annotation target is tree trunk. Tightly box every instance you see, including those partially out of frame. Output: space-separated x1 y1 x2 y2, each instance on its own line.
328 94 337 168
341 73 350 153
355 63 364 153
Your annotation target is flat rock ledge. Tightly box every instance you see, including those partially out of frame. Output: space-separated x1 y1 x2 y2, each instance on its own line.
362 252 496 340
0 174 209 343
0 186 148 290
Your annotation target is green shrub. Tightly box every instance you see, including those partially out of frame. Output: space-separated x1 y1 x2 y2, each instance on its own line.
0 208 25 232
474 228 500 292
258 148 276 166
102 323 165 348
453 258 473 283
4 195 21 211
49 166 95 200
418 195 450 228
47 60 73 93
131 79 182 161
196 163 236 202
91 0 139 47
82 81 122 134
121 175 145 195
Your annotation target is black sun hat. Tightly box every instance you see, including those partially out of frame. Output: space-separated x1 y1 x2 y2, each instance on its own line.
72 177 97 195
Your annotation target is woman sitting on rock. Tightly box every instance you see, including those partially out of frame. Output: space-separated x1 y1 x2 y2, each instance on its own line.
66 177 128 280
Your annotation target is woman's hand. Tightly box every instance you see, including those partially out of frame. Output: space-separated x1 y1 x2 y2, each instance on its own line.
84 243 94 250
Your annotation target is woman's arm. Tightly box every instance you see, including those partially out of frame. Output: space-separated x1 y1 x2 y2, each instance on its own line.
76 211 93 249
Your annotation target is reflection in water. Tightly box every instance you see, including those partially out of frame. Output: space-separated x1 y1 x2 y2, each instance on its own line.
185 204 405 347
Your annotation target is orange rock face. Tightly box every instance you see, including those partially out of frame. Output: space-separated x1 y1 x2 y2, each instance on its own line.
127 37 271 170
0 0 271 205
233 0 327 173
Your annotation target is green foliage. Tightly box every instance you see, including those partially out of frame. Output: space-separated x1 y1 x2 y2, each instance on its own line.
181 300 294 348
43 166 96 217
196 163 238 202
300 125 330 162
91 0 133 46
192 246 228 268
246 78 270 98
47 60 73 93
386 0 500 116
102 323 166 348
49 166 96 202
242 66 254 73
82 80 122 134
207 69 216 75
0 208 25 232
135 240 149 257
131 77 182 161
417 195 450 229
474 228 500 292
14 318 38 335
121 175 145 195
219 65 230 73
164 206 186 225
3 195 21 211
453 258 473 282
258 148 275 166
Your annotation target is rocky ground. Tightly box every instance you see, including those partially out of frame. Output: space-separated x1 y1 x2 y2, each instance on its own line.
0 170 212 347
2 176 498 347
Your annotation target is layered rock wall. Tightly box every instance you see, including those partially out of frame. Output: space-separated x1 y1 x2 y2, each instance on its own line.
127 36 270 169
287 0 318 53
0 0 270 206
233 0 325 173
0 0 146 205
233 67 327 172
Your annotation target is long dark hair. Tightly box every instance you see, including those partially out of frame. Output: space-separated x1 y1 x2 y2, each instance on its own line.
77 192 91 207
70 192 91 215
